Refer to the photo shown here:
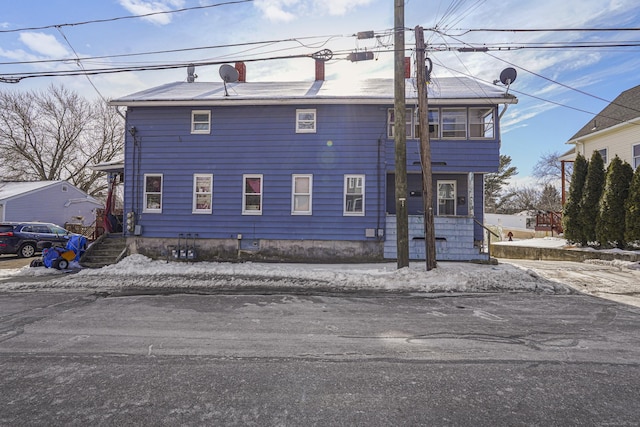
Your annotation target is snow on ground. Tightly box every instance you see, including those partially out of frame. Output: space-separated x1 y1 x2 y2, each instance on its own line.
0 238 638 307
0 254 570 295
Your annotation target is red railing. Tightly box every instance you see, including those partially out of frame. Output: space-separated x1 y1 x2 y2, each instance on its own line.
535 211 563 235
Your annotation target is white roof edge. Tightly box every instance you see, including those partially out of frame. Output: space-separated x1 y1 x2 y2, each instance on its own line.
110 97 518 107
567 116 640 144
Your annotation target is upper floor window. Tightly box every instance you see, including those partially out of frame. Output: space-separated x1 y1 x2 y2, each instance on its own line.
597 148 608 164
344 174 365 216
296 109 316 133
387 108 415 139
191 110 211 134
437 180 456 216
193 174 213 214
633 144 640 169
143 174 163 213
442 108 467 139
292 174 313 215
428 109 439 139
469 107 494 138
243 174 263 215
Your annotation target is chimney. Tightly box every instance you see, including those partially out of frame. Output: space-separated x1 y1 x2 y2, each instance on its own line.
404 57 411 78
315 59 325 81
235 62 246 82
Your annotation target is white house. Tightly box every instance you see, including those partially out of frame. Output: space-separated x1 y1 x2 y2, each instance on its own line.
563 84 640 169
0 180 103 227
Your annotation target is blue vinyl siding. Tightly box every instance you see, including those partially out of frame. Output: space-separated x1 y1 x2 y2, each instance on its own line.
125 104 385 240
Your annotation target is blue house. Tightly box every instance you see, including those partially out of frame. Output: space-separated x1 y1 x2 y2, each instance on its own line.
110 61 516 262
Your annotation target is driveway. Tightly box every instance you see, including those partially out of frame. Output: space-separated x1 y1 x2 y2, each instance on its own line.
501 258 640 308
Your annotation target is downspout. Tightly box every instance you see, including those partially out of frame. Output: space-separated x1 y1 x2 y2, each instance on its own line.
377 137 383 240
498 104 509 120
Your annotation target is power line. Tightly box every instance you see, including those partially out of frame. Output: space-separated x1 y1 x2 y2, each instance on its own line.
0 50 336 83
0 0 254 33
435 29 640 117
447 27 640 36
0 34 349 66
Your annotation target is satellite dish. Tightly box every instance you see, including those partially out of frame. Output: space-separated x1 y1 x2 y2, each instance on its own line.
219 64 239 83
499 67 517 85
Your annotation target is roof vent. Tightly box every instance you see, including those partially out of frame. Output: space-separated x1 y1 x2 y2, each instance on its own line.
187 64 197 83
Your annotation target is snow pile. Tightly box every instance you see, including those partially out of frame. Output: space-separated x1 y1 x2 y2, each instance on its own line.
0 254 572 295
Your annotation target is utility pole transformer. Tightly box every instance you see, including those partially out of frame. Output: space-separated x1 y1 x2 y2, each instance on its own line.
415 26 437 270
394 0 409 269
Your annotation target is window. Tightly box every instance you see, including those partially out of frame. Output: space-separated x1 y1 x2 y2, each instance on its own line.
296 109 316 133
469 107 494 138
633 144 640 169
292 174 312 215
243 174 263 215
442 108 467 139
193 174 213 214
437 180 456 216
144 174 163 213
344 175 365 216
428 109 439 139
597 148 608 164
388 108 414 139
191 110 211 134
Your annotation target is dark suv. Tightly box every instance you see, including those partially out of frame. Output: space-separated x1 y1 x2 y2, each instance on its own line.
0 222 75 258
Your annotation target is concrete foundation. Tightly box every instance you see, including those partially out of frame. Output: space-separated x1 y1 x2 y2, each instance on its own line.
127 237 385 263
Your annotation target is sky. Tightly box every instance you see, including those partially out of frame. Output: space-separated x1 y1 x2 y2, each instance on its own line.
1 0 640 186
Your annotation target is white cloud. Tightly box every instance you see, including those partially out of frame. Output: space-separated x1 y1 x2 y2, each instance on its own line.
320 0 374 15
19 32 69 58
254 0 299 22
117 0 186 25
254 0 374 22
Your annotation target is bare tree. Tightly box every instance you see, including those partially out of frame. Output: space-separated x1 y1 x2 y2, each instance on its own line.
0 85 123 196
533 150 573 191
500 185 540 213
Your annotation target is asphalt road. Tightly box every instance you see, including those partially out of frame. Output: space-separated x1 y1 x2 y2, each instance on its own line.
1 290 639 426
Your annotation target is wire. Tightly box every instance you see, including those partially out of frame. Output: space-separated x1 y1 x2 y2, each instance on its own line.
0 0 254 33
449 27 640 36
0 34 350 66
56 26 107 102
435 29 640 117
0 51 328 82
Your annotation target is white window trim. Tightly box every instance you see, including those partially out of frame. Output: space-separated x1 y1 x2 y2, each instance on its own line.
387 108 415 139
469 107 495 139
242 174 263 215
633 143 640 169
291 174 313 215
597 148 608 164
191 110 211 134
296 109 317 133
441 108 468 139
192 174 213 214
343 174 365 216
143 173 163 213
437 180 457 216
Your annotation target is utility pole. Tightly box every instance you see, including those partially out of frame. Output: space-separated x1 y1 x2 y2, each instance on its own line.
394 0 409 268
415 26 437 270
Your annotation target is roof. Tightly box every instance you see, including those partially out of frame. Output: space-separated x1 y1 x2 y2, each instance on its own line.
91 157 124 173
568 84 640 142
0 180 99 204
0 181 63 201
110 77 518 107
